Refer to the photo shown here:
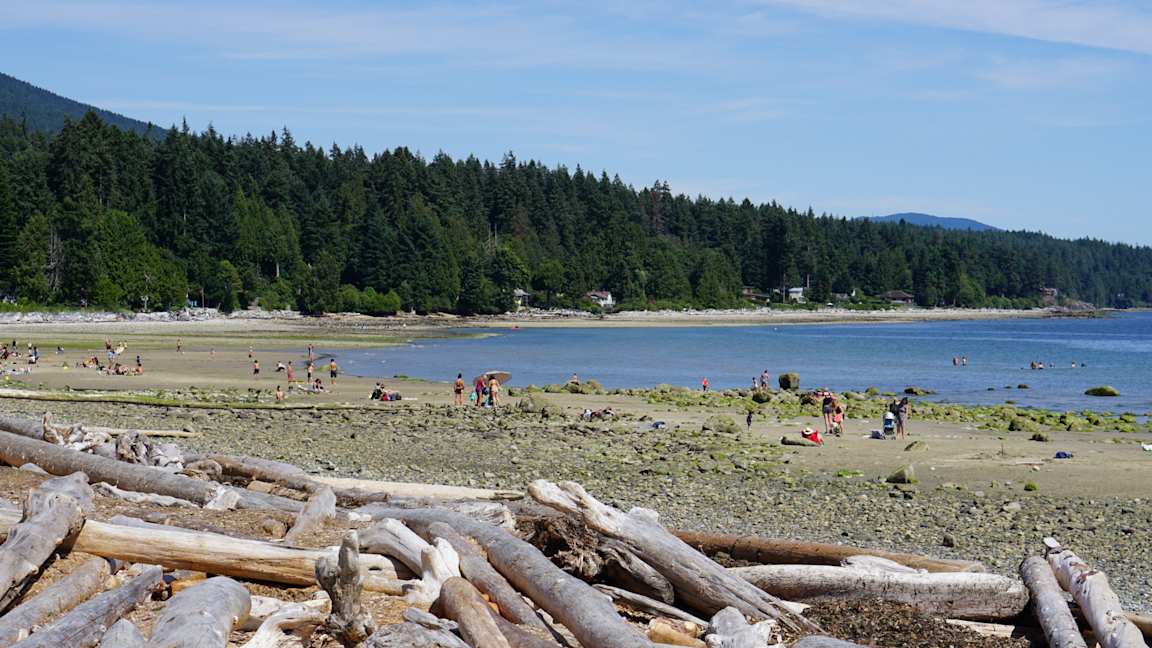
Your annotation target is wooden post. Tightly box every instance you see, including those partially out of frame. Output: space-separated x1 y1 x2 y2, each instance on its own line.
1020 556 1088 648
144 577 251 648
13 566 162 648
315 531 376 647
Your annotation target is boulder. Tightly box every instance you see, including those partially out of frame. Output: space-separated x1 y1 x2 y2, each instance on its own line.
778 372 801 391
1084 385 1120 397
751 390 772 404
702 415 740 435
903 386 934 396
1008 416 1041 433
886 464 916 484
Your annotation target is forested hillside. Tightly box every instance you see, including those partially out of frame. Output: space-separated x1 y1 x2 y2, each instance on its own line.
0 112 1149 314
0 73 157 137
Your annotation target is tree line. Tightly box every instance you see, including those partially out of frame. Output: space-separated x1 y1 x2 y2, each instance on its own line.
0 112 1149 314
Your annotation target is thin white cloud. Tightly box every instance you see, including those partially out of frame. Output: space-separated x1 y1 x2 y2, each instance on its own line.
975 56 1137 89
765 0 1152 55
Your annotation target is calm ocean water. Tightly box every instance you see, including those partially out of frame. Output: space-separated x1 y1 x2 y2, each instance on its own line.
333 312 1152 412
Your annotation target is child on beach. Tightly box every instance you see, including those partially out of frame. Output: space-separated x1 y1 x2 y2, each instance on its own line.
252 359 260 376
275 385 285 402
328 359 338 384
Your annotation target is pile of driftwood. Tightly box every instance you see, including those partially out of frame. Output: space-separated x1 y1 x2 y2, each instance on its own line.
0 411 1147 648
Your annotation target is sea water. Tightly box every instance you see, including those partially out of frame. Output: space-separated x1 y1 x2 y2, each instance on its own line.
333 311 1152 412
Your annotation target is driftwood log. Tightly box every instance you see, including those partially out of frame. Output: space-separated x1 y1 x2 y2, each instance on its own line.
97 620 146 648
1020 556 1088 648
675 529 985 573
315 532 376 646
600 539 675 604
528 480 818 634
594 584 709 627
67 518 403 591
0 557 113 647
144 576 251 648
12 566 162 648
362 508 651 648
240 601 328 648
0 473 90 610
282 488 336 546
0 430 300 513
423 522 547 630
706 606 777 648
1045 538 1146 648
731 564 1028 620
791 638 868 648
436 577 513 648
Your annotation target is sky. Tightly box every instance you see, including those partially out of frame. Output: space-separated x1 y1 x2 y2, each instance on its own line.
2 0 1150 244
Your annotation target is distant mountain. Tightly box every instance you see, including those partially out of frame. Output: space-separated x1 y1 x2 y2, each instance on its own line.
0 72 159 136
863 212 998 232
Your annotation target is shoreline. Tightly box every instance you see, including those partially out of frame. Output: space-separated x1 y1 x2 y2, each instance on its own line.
0 305 1101 331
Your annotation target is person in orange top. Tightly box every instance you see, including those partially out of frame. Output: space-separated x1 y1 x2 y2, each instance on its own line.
701 377 710 392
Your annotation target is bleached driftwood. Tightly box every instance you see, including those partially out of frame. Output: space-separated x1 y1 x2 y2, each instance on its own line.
944 619 1045 644
436 577 513 648
595 584 710 628
13 566 162 648
0 473 90 610
675 529 984 573
282 488 336 546
315 531 376 646
1020 555 1088 648
1045 538 1145 648
358 500 515 531
97 619 146 648
528 480 817 634
790 638 866 648
424 521 547 630
240 601 328 648
705 606 778 648
0 557 113 647
362 508 651 648
314 475 522 501
730 564 1029 621
841 555 925 574
67 518 403 591
364 519 432 574
240 595 329 632
92 483 196 508
144 577 251 648
601 538 675 604
0 430 300 512
404 541 461 606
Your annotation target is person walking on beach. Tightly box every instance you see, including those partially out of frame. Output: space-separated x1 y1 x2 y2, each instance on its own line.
306 361 314 382
252 358 260 376
286 361 294 383
821 391 837 435
895 397 911 439
328 359 338 384
453 373 466 406
176 338 183 354
746 409 753 431
701 377 710 392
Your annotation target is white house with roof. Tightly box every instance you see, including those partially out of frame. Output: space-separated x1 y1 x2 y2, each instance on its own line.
585 291 615 308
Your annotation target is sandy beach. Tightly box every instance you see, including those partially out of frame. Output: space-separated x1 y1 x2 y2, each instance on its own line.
1 316 1149 613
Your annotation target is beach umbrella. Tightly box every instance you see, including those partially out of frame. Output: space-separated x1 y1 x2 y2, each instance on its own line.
474 370 511 384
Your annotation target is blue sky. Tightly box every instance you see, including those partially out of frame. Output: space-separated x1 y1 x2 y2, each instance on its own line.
2 0 1150 243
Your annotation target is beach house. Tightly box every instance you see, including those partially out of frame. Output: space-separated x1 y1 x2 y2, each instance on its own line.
585 291 615 308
